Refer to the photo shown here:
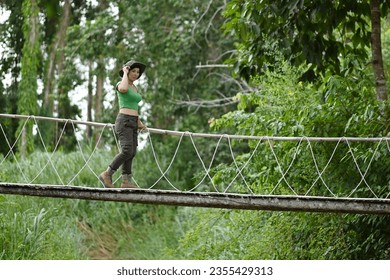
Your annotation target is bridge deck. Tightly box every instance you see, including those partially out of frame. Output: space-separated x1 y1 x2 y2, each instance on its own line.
1 183 389 214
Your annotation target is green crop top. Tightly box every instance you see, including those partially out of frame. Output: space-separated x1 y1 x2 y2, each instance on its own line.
116 82 142 110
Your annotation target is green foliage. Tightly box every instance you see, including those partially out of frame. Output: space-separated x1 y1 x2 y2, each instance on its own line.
222 0 390 80
16 0 41 155
213 60 317 135
211 61 321 195
73 201 183 259
177 209 361 260
128 0 236 130
0 196 84 259
210 56 389 195
66 13 117 61
0 0 24 82
134 134 237 192
348 214 390 259
192 57 390 259
0 146 115 186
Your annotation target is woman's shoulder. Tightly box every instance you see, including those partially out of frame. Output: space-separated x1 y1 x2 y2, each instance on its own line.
116 81 127 93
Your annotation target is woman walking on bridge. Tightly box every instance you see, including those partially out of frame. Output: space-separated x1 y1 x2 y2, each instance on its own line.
99 60 147 188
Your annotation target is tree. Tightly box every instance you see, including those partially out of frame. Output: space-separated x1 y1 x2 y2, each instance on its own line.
0 1 24 155
128 0 236 131
0 0 24 87
370 0 388 102
38 0 74 149
63 1 119 146
223 0 389 102
42 0 71 114
16 0 41 156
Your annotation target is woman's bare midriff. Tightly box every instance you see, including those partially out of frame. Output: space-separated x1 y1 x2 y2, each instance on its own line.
119 108 138 116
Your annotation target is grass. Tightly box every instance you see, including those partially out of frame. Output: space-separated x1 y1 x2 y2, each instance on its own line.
0 148 186 259
0 195 85 259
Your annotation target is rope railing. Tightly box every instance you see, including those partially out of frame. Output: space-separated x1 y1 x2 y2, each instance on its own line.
0 113 389 214
1 113 389 142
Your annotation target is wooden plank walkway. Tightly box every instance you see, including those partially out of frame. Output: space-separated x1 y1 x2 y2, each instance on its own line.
1 183 389 214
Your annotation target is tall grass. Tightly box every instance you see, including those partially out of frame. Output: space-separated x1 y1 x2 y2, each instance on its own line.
0 147 187 259
0 195 85 259
0 146 116 186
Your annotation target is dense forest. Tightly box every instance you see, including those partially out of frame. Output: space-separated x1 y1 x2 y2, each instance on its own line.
0 0 390 259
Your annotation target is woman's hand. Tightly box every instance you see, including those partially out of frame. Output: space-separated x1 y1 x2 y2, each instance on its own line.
138 120 147 131
122 66 129 76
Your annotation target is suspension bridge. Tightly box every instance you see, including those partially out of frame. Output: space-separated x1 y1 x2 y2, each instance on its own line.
1 113 389 214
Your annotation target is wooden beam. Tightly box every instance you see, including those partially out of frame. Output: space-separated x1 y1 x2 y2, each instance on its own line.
1 183 389 214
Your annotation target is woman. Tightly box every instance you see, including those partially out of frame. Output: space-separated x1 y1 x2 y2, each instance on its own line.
99 60 147 188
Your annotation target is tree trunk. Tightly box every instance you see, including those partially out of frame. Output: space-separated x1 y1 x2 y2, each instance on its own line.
17 0 40 157
87 60 93 140
55 0 71 83
42 0 71 147
43 0 71 113
370 0 388 102
93 0 109 145
95 61 104 123
94 60 105 145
